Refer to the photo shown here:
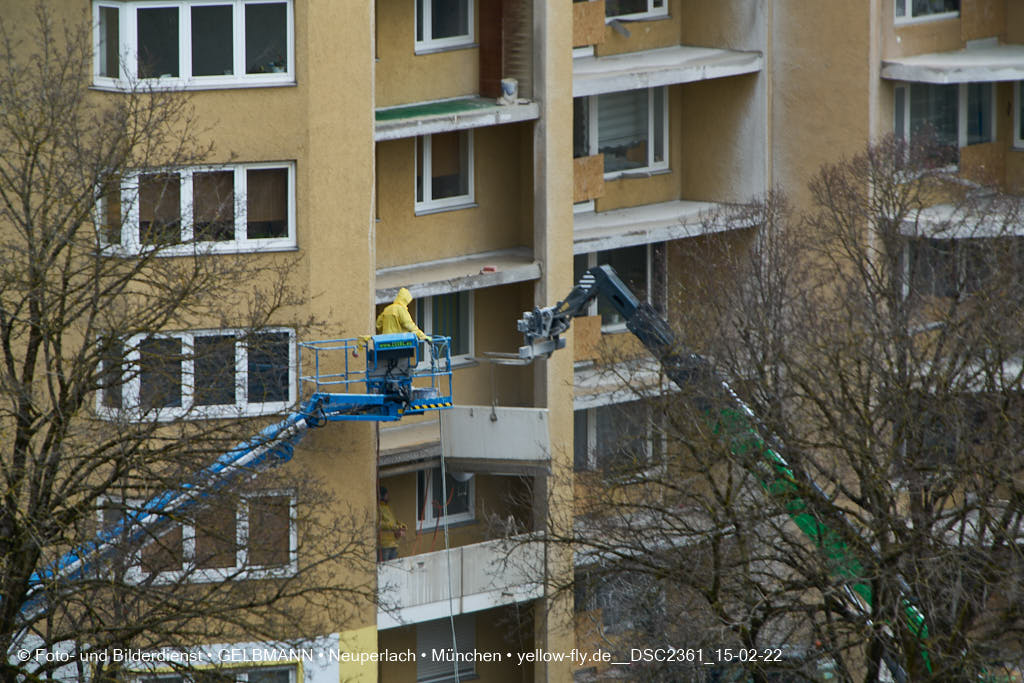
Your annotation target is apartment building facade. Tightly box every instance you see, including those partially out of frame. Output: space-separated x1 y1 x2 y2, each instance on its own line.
7 0 1023 681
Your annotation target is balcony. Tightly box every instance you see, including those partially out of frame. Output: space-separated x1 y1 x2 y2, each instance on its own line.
377 533 544 628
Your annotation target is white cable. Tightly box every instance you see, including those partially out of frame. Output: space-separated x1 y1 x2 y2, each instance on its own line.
438 422 460 683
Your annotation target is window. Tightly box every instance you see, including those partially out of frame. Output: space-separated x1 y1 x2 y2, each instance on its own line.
605 0 666 21
93 1 294 88
895 0 959 21
574 243 666 330
108 492 296 583
415 0 474 52
574 88 668 177
99 329 294 420
905 237 1024 300
103 163 295 253
893 82 994 163
416 292 473 360
416 615 475 682
574 400 662 472
415 132 474 214
417 467 474 530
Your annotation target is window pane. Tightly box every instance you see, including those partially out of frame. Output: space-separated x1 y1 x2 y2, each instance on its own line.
606 0 650 17
1020 83 1024 141
910 238 956 298
598 89 649 173
416 0 424 42
139 173 181 245
430 469 471 517
594 401 648 471
431 292 469 355
194 334 237 406
139 337 182 410
191 5 234 76
573 97 590 159
430 132 469 200
194 500 237 569
598 245 647 325
894 87 906 140
98 174 122 245
416 137 425 202
246 168 288 239
652 87 665 164
574 409 590 471
137 7 179 78
909 83 957 160
431 0 469 40
245 2 288 74
248 496 290 566
249 670 292 683
966 82 992 146
141 524 182 573
247 332 290 403
99 6 120 78
193 170 235 241
100 338 124 409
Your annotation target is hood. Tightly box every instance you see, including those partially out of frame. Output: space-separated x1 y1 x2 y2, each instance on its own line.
395 287 413 307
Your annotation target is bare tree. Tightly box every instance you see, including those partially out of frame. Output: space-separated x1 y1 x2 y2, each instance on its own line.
0 7 373 681
555 138 1024 682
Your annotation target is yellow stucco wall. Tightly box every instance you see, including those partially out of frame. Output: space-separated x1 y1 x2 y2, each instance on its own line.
375 0 480 107
375 124 533 268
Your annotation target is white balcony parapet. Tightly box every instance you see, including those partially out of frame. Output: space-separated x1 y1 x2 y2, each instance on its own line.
376 248 540 305
375 97 541 142
573 199 757 254
377 533 544 629
440 406 550 464
882 42 1024 84
573 45 763 98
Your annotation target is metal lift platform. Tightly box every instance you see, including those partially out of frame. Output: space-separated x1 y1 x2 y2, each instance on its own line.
299 333 454 422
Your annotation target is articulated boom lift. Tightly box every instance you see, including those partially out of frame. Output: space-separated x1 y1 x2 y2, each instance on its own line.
21 333 452 626
517 265 929 681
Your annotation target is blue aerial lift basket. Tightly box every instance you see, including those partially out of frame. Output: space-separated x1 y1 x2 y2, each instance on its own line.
299 333 454 421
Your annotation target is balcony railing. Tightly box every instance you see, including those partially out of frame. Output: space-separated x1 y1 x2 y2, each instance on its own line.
378 533 544 628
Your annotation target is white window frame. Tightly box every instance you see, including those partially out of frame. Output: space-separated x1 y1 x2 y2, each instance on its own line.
416 291 475 366
414 132 475 214
98 328 296 421
1015 82 1024 149
604 0 667 22
92 0 295 90
112 491 297 584
416 466 475 531
414 0 475 53
893 82 995 153
104 162 296 255
581 87 669 180
894 0 959 23
576 244 662 333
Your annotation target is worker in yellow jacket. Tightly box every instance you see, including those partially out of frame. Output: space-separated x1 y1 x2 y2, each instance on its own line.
378 486 406 561
376 288 429 340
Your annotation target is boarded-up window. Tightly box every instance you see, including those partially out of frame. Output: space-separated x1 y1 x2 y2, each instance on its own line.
248 495 290 566
246 168 288 239
141 524 183 573
139 337 182 410
193 170 235 242
194 500 238 569
139 173 181 245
